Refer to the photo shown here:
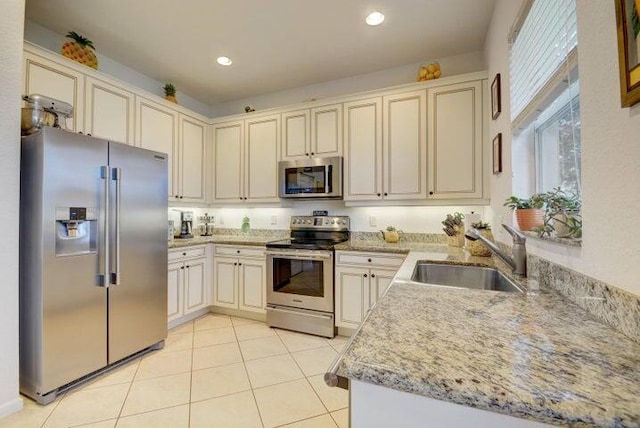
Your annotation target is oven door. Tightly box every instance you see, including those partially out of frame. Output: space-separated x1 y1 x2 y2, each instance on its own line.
266 249 334 313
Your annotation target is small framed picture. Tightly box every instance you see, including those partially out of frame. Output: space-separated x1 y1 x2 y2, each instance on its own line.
491 73 501 119
493 133 502 174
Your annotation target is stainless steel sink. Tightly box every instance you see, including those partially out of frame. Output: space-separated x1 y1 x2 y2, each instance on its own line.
411 262 523 293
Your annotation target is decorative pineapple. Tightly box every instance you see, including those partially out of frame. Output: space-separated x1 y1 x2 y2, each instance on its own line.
61 31 98 70
163 83 178 104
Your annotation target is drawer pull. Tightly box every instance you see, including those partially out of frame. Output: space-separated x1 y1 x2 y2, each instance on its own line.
363 274 368 278
367 258 372 262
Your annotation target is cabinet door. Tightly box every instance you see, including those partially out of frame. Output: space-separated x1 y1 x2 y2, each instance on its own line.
213 257 238 309
427 80 484 199
281 109 310 160
239 258 266 313
311 104 342 157
85 77 135 145
245 115 280 202
168 262 184 322
368 269 396 310
343 98 383 201
135 97 178 199
180 114 206 203
23 51 84 132
213 121 244 202
184 258 207 314
383 90 427 200
335 266 368 329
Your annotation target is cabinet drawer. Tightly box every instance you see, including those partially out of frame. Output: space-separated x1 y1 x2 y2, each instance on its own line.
214 245 265 259
336 252 405 268
169 245 207 261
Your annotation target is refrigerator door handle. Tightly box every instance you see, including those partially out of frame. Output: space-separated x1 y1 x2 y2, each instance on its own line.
98 165 110 287
111 167 122 285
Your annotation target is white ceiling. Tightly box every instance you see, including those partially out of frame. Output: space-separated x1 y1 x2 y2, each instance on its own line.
25 0 495 107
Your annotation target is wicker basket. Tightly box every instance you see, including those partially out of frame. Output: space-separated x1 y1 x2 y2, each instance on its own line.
466 229 494 257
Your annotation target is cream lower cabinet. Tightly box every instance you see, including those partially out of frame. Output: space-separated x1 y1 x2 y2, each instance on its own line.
212 115 279 203
213 245 266 314
168 246 211 323
335 251 405 329
427 79 485 199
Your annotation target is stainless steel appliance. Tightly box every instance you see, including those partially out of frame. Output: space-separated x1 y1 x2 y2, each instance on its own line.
21 94 73 135
266 216 350 337
177 210 194 238
20 127 168 404
278 156 343 199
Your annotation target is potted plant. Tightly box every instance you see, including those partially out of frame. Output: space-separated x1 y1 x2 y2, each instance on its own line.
380 226 402 243
465 221 494 257
163 82 178 104
503 194 545 231
540 187 582 238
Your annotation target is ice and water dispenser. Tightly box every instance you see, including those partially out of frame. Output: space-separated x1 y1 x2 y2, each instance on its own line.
55 207 98 256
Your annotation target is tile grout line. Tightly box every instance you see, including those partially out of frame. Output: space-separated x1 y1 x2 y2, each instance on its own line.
234 320 267 428
188 319 196 427
113 356 143 425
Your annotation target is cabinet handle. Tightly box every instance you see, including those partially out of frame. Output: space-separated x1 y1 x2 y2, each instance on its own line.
175 195 180 199
179 196 183 199
182 252 187 256
311 152 315 156
186 265 190 269
238 263 242 266
87 133 92 136
371 274 376 278
377 193 381 197
244 197 248 200
367 258 372 262
234 262 238 266
429 191 434 195
383 192 388 196
180 266 184 270
363 274 368 278
237 250 241 254
306 153 309 156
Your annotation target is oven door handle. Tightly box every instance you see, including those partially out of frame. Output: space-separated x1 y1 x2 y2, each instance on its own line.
266 251 332 261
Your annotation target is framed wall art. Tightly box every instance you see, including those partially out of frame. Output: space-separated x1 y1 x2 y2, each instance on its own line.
615 0 640 107
491 73 501 119
493 133 502 175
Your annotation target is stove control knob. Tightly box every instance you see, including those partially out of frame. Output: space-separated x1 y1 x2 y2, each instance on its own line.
331 220 336 224
306 219 311 224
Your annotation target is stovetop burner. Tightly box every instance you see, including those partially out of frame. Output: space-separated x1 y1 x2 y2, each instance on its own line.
266 215 350 250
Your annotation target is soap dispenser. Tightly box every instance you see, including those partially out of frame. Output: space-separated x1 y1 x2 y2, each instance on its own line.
241 216 250 234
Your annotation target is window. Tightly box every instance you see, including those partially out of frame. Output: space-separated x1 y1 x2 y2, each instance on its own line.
509 0 581 198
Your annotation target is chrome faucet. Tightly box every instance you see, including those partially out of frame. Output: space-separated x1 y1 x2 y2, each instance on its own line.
465 224 527 276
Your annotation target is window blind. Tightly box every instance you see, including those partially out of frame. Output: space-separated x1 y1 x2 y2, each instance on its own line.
510 0 577 129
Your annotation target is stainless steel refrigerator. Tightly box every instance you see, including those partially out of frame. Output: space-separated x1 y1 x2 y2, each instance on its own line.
20 127 168 404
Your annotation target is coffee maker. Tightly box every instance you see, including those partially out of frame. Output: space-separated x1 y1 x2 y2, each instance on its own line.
177 211 194 239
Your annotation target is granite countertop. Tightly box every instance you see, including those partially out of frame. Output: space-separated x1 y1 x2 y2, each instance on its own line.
335 251 640 427
168 234 279 248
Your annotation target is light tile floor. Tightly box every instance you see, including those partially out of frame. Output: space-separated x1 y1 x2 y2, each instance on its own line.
3 314 350 428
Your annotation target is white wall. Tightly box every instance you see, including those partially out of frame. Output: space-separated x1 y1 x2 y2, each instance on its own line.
484 0 640 296
23 20 212 117
210 51 485 117
171 203 488 234
0 0 25 418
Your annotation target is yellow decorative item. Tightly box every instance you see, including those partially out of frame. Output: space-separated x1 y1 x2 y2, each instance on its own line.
465 222 494 257
381 226 402 243
417 61 441 82
61 31 98 70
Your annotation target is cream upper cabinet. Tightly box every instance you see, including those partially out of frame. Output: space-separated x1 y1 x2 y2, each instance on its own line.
135 96 179 199
179 114 207 203
281 109 309 159
281 104 342 160
245 114 280 202
213 115 279 203
427 80 484 199
85 76 135 145
23 51 84 132
344 97 383 201
382 90 428 200
213 121 243 202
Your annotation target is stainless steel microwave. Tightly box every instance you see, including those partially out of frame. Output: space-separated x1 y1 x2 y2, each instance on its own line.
278 156 343 199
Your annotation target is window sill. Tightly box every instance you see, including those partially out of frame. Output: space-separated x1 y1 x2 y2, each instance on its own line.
522 231 582 247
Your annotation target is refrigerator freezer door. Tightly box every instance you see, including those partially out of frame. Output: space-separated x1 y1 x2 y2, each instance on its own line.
20 128 109 396
107 142 168 363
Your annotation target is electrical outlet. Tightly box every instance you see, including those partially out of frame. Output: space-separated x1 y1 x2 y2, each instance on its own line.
218 217 224 225
370 216 377 227
271 215 277 225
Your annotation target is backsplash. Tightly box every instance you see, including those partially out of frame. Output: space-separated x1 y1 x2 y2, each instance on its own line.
350 231 446 244
528 254 640 344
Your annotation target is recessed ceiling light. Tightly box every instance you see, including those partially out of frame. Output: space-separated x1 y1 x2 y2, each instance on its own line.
366 11 385 26
217 56 232 66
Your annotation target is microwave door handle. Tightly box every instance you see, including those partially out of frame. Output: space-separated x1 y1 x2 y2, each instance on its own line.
325 164 332 193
